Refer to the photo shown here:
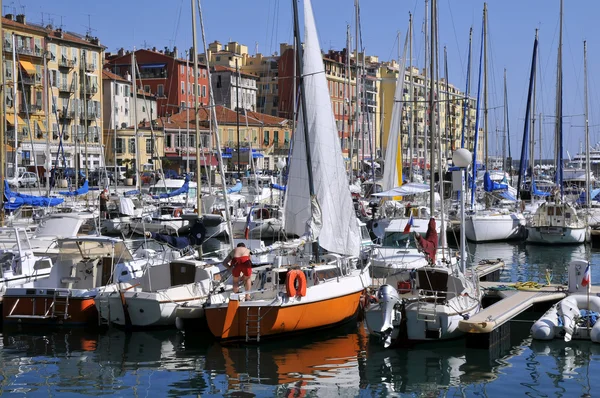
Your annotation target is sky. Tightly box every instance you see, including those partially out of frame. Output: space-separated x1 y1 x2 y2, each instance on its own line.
8 0 600 160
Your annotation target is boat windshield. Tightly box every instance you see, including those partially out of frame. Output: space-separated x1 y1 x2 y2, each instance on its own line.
381 231 418 249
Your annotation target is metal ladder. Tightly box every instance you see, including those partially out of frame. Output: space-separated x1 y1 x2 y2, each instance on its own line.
245 307 261 342
416 291 439 322
51 289 71 320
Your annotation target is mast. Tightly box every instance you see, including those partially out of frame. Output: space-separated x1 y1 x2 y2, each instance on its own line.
530 40 537 183
461 28 472 149
408 13 414 182
423 0 428 182
555 0 564 200
131 50 141 193
353 0 360 182
444 45 450 155
236 58 240 173
470 8 485 208
83 50 89 181
43 43 51 194
0 3 4 217
112 65 118 193
428 0 436 214
292 0 318 257
483 3 489 171
342 25 350 165
502 69 507 171
584 40 590 207
12 34 17 180
186 50 190 175
516 30 538 202
191 0 203 214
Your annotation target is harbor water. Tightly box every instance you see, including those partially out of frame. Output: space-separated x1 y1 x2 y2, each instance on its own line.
0 242 599 397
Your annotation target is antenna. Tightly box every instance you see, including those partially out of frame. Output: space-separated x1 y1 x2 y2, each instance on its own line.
255 41 258 55
18 4 25 14
82 13 96 36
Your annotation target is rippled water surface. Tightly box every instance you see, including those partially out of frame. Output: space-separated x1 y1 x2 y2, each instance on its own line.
0 242 599 397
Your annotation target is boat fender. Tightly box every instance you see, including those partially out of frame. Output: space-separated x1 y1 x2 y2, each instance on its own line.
286 269 307 297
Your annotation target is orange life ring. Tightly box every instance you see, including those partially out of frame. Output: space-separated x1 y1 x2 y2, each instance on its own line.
286 269 307 297
173 208 183 217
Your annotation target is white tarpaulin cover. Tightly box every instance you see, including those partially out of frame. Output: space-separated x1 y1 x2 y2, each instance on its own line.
371 183 430 197
283 0 360 257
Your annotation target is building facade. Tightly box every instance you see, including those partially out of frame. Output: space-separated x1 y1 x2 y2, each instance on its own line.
211 65 258 111
2 13 105 177
106 48 209 118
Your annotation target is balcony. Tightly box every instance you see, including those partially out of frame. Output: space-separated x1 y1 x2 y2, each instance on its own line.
58 82 76 93
81 110 99 120
81 84 98 96
58 58 76 69
20 75 34 85
80 62 96 72
58 107 76 119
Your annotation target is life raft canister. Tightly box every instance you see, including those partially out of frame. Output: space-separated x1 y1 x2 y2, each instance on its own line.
286 269 307 297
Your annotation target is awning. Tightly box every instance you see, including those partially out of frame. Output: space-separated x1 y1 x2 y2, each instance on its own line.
140 63 166 69
16 115 27 126
197 155 219 167
19 60 36 75
252 153 264 158
372 183 430 197
222 153 233 159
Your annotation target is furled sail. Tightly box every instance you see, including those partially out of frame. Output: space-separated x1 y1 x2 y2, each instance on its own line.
284 0 360 257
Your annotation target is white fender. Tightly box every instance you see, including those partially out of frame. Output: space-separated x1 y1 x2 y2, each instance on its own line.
559 295 600 342
531 304 560 340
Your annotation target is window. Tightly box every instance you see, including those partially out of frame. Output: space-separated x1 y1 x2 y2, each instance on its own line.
181 81 185 94
180 101 185 110
115 138 124 154
273 131 279 147
216 56 221 62
217 75 222 88
202 85 206 97
284 131 290 145
145 139 153 154
166 134 172 148
228 128 234 143
180 65 184 75
188 82 191 95
129 138 136 153
263 130 270 146
144 85 150 93
157 84 164 97
115 84 119 96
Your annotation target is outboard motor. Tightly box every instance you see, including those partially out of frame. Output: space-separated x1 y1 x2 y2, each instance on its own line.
377 284 401 348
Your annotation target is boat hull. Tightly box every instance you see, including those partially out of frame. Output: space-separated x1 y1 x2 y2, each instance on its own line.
526 226 587 244
465 214 525 242
205 291 362 341
2 293 97 326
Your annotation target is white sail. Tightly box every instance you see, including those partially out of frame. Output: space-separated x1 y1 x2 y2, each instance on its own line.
382 33 409 191
284 0 360 257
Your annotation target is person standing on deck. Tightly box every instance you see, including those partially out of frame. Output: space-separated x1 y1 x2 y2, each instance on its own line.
223 243 253 300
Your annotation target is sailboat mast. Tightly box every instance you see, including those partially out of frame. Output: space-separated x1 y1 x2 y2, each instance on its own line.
186 50 190 175
483 3 488 171
12 34 18 181
342 25 350 166
555 0 563 198
43 45 51 194
408 13 414 182
191 0 203 214
132 50 141 193
502 69 507 171
354 0 360 182
444 46 450 155
530 44 537 174
292 0 318 257
584 40 590 207
428 0 436 214
461 28 472 149
423 0 428 181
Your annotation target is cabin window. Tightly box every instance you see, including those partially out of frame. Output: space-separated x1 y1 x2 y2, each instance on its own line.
547 207 555 216
555 207 562 216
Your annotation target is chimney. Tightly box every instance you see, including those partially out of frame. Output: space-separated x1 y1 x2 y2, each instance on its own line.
5 14 14 21
173 46 178 59
118 47 125 57
15 14 25 24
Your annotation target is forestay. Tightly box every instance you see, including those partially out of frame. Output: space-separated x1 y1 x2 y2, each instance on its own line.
284 0 360 257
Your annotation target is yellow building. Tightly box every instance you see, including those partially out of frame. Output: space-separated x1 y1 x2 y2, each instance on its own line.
379 63 482 169
2 14 104 178
107 127 164 172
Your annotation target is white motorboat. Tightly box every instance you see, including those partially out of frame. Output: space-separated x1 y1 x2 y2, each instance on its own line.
365 263 481 346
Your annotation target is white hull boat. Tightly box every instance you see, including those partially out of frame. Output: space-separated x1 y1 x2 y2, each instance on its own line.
526 202 588 244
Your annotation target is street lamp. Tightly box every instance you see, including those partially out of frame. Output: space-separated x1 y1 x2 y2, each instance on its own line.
452 148 472 274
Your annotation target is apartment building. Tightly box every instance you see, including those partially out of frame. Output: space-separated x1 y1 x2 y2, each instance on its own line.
2 13 104 175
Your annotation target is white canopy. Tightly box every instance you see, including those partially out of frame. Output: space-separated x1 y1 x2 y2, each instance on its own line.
371 183 430 197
